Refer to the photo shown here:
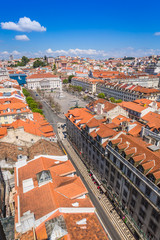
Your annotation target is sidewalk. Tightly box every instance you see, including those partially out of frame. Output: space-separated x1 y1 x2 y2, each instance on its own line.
61 137 135 240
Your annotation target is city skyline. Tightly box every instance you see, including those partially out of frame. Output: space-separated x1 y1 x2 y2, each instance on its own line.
1 0 160 59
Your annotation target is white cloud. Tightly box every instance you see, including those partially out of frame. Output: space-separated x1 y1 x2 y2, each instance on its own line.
154 32 160 36
15 34 30 41
44 47 160 59
46 48 107 57
1 51 9 55
46 48 54 54
2 47 160 60
1 17 46 32
12 50 20 55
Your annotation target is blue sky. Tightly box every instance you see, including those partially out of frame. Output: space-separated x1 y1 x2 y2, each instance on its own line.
1 0 160 59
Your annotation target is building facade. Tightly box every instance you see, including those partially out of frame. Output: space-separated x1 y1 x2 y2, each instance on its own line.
26 73 62 90
66 107 160 240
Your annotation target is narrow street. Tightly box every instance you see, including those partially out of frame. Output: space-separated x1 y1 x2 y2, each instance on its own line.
58 128 135 240
36 89 136 240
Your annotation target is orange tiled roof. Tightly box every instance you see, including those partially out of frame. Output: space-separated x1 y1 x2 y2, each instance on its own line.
110 134 160 181
27 73 59 79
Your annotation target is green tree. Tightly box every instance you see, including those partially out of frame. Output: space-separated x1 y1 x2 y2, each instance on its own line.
52 64 56 70
30 102 38 109
26 96 33 102
63 79 68 84
33 60 46 68
110 97 115 102
32 108 43 115
68 75 75 83
115 99 122 103
21 56 29 65
98 93 105 99
23 88 30 97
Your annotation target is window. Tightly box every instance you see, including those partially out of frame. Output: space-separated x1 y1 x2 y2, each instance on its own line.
117 172 121 180
129 208 133 216
96 159 99 165
130 198 136 208
149 219 157 233
132 188 138 197
101 156 104 161
127 169 131 178
116 181 120 189
141 197 148 209
110 174 114 183
124 180 129 188
97 150 99 157
145 186 151 197
152 209 160 222
139 208 146 219
137 218 143 228
135 176 140 187
138 165 144 173
111 166 115 174
100 163 103 170
123 189 128 198
113 156 116 164
156 197 160 209
106 160 109 168
120 162 123 171
105 169 109 176
4 116 7 119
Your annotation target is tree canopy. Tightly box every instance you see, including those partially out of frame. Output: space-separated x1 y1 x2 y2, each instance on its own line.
98 93 105 99
33 60 46 68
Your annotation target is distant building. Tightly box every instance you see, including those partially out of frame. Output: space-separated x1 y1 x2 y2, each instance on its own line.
26 73 62 90
0 69 9 81
9 55 13 61
145 61 160 75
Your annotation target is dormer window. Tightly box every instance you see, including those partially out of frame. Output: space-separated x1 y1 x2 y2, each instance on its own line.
137 165 144 174
129 157 134 165
108 141 112 147
37 170 52 185
121 151 126 158
115 146 119 152
147 174 155 183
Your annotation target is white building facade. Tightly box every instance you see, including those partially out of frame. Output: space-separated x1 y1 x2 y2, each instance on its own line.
26 73 62 90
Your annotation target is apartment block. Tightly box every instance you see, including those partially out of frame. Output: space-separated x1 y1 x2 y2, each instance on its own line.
66 105 160 240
